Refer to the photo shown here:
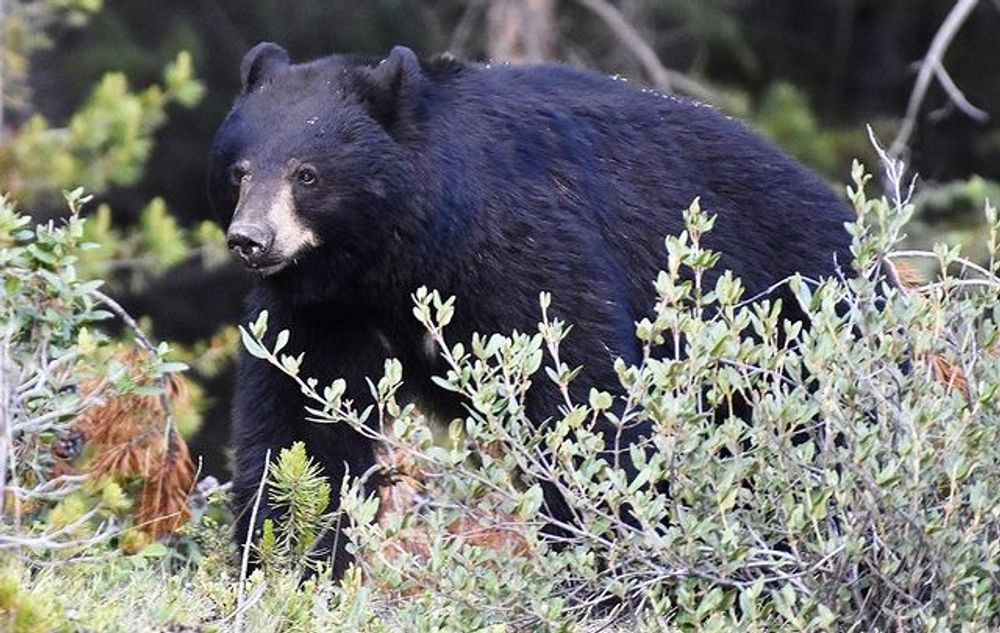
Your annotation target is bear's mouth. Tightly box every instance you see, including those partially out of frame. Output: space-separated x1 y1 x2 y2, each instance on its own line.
249 259 290 277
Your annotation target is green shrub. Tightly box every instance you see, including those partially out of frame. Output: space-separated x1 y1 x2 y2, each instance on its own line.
4 155 1000 631
0 190 195 556
241 158 1000 631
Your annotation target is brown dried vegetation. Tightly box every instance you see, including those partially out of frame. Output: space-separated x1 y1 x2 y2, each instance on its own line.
369 441 533 595
69 352 196 538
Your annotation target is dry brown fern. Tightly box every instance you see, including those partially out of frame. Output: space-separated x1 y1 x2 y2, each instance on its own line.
136 436 195 538
68 351 196 538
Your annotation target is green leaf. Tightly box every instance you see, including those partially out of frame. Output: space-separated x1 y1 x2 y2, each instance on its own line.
137 543 169 558
274 329 290 354
250 310 269 338
239 326 269 359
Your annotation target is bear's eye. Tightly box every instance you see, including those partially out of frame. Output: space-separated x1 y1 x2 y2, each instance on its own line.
229 162 249 187
296 165 319 186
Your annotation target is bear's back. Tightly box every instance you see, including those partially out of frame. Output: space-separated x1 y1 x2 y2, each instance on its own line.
416 60 854 302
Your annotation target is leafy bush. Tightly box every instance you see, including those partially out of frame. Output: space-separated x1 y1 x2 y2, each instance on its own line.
4 156 1000 631
241 158 1000 631
0 190 197 557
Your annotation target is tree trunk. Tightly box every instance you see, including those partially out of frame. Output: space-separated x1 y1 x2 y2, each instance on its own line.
486 0 558 63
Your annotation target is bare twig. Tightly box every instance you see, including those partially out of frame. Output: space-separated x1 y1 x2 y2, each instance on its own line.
5 475 88 501
446 0 486 56
886 250 1000 284
889 0 988 159
0 507 112 550
90 290 156 356
214 583 267 628
0 329 12 517
869 126 918 211
235 449 270 633
569 0 717 103
932 62 988 121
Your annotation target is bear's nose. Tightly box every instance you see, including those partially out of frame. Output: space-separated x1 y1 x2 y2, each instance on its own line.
227 224 274 267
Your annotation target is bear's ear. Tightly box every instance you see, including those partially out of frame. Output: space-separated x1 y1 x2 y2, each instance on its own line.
240 42 290 94
352 46 423 135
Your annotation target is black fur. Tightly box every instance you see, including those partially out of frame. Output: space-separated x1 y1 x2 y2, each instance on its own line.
209 44 854 577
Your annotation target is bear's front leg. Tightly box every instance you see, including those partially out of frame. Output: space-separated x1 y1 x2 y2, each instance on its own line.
230 349 299 562
231 312 388 579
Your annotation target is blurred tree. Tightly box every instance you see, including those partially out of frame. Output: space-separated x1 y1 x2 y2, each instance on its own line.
0 0 205 215
0 0 102 137
1 51 202 208
486 0 557 63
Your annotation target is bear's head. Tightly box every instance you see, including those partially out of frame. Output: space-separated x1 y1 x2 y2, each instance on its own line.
209 43 426 299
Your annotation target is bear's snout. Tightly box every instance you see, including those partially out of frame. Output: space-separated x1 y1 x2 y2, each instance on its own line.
227 223 275 269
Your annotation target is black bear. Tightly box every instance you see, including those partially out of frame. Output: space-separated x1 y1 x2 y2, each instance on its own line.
209 42 854 576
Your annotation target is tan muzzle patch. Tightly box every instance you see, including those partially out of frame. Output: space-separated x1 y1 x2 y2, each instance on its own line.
234 179 321 259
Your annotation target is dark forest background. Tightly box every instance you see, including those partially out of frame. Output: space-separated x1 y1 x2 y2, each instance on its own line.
3 0 998 477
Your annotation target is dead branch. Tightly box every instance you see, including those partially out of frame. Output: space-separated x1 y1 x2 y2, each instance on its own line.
889 0 989 160
447 0 486 56
235 449 270 633
569 0 717 103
